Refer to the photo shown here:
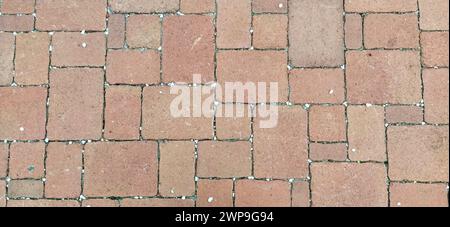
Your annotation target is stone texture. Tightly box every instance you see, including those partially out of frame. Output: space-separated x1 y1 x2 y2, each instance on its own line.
126 15 160 49
0 33 14 85
235 180 291 207
9 143 45 179
348 106 386 161
253 14 288 49
45 143 82 199
421 32 449 67
110 0 179 13
345 0 417 12
84 142 158 197
309 105 347 142
418 0 449 30
388 126 449 181
390 183 448 207
15 32 50 85
290 69 345 104
51 32 106 67
345 14 363 49
347 50 421 104
159 141 195 197
386 106 424 124
0 87 47 140
197 141 252 178
217 0 251 49
197 179 233 207
36 0 106 31
142 86 214 140
104 86 141 140
48 68 104 140
311 163 388 207
423 69 449 124
254 106 309 178
107 49 160 84
163 15 215 83
289 0 344 67
364 14 419 49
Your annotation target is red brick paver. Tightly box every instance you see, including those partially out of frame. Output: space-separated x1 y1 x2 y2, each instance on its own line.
0 0 448 208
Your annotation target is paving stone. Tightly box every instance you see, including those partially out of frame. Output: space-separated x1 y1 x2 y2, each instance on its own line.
289 0 344 67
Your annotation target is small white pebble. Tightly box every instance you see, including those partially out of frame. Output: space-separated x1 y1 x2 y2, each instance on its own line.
397 202 401 206
279 3 284 8
366 103 373 107
81 42 87 48
208 197 214 203
329 90 334 95
19 127 24 132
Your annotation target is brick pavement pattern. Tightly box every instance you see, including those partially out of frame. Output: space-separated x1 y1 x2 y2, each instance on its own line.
0 0 448 207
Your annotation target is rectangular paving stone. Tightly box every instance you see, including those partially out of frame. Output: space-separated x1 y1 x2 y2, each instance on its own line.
180 0 215 13
9 143 45 179
15 32 50 85
110 0 179 13
217 0 251 49
253 14 288 49
310 143 348 161
386 105 423 124
311 163 388 207
347 50 421 104
7 200 80 207
345 0 417 12
290 69 345 104
120 199 194 207
107 14 125 48
36 0 106 31
0 0 35 14
0 181 5 207
348 106 386 161
253 0 287 13
197 179 233 207
0 33 14 85
309 105 347 142
159 141 195 197
104 86 141 140
254 106 309 179
364 13 419 49
51 32 106 67
8 180 44 199
197 141 252 178
142 86 214 140
45 143 82 199
235 180 291 207
423 68 449 124
107 49 160 84
163 15 215 83
0 15 34 31
390 183 448 207
418 0 449 30
0 87 47 140
126 15 160 49
217 51 289 103
292 181 310 207
421 32 449 67
84 142 158 197
0 145 7 178
345 14 363 49
47 68 104 140
388 126 449 182
289 0 344 67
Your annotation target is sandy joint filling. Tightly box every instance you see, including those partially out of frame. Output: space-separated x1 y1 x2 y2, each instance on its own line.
169 74 279 129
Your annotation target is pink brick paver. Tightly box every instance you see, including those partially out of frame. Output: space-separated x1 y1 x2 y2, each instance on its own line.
0 0 448 208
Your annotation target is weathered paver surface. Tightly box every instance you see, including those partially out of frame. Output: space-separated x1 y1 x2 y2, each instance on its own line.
0 0 448 207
